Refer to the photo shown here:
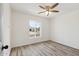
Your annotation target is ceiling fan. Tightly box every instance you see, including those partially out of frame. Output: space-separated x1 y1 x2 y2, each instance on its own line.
38 3 59 16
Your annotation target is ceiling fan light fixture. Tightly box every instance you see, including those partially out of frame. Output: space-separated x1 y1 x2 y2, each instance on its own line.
38 3 59 16
45 11 51 16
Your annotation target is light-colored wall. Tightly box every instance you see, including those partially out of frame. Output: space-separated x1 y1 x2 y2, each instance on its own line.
0 4 2 55
11 11 50 48
0 4 1 42
1 3 11 56
51 11 79 49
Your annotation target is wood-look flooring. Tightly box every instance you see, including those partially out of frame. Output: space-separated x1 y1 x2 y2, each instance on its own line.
10 41 79 56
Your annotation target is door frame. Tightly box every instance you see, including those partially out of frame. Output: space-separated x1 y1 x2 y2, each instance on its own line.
1 3 11 56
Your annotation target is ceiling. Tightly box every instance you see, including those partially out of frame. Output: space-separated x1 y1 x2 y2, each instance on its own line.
11 3 79 18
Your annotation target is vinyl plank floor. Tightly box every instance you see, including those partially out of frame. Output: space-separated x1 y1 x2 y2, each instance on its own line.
10 40 79 56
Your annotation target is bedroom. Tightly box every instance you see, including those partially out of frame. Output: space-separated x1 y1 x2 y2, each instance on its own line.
0 3 79 56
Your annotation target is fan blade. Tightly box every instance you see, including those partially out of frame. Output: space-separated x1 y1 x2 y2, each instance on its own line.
39 5 45 9
51 10 59 12
38 11 46 14
51 3 59 9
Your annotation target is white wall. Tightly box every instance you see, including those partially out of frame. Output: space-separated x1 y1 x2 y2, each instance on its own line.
0 4 2 42
0 4 2 56
1 4 11 56
11 11 50 48
51 11 79 49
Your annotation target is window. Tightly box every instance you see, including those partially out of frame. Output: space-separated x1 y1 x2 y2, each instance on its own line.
29 20 41 38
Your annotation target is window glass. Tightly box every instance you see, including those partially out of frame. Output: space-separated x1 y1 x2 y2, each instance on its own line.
29 20 41 38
